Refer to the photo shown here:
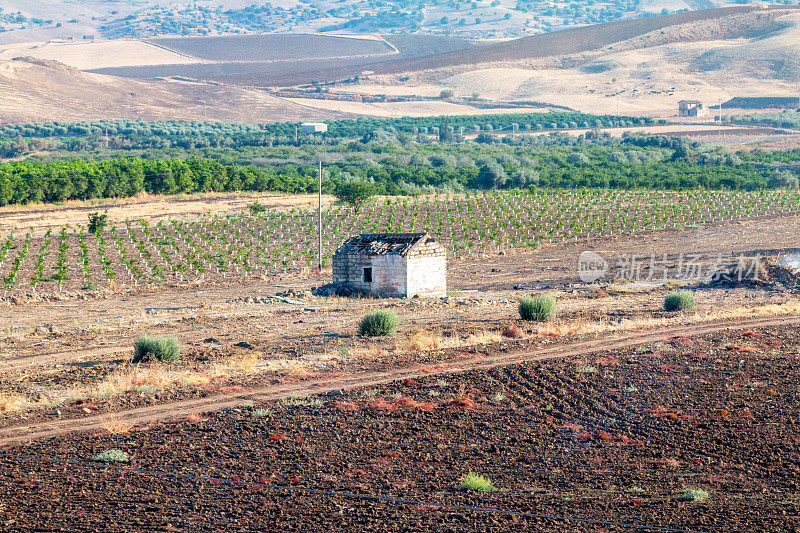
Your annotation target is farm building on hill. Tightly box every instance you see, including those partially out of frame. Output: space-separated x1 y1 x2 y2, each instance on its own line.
301 122 328 133
678 100 707 117
332 233 446 298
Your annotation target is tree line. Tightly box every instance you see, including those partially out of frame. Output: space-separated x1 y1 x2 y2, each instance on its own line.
0 146 791 207
0 113 660 159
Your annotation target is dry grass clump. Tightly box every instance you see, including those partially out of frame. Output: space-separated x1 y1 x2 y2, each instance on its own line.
0 393 31 414
397 329 503 354
216 352 261 374
462 330 502 345
90 364 225 399
533 300 800 339
101 412 135 435
406 329 441 351
262 358 311 375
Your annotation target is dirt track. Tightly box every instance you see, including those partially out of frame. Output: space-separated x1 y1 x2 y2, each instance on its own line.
3 312 798 444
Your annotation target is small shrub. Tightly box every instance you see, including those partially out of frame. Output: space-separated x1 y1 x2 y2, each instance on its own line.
359 309 399 337
518 295 557 321
677 488 709 501
92 449 130 463
460 471 497 492
490 392 506 402
576 364 597 373
281 394 323 407
87 212 108 234
132 335 181 363
248 202 267 215
664 290 695 312
251 408 271 417
502 325 523 338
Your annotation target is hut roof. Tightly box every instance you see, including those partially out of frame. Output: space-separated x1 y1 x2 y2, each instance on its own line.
335 233 434 256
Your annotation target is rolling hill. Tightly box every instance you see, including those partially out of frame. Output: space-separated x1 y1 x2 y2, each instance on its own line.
0 57 353 124
3 6 800 122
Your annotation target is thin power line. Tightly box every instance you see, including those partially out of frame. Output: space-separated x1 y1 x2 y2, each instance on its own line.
0 452 709 533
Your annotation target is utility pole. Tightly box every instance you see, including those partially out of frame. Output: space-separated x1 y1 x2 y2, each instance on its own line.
318 160 322 272
718 98 722 137
295 125 298 144
616 94 620 117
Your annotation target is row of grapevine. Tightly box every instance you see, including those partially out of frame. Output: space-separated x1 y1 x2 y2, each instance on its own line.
0 189 797 297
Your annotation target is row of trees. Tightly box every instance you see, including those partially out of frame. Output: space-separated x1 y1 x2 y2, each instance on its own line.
0 148 794 206
0 113 659 158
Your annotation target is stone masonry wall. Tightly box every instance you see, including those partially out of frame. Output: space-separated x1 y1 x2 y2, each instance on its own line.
406 255 446 297
332 252 407 297
332 238 446 298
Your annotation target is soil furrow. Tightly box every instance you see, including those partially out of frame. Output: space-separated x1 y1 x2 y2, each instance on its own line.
1 313 799 444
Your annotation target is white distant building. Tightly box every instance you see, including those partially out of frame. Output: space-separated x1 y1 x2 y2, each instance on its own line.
301 122 328 133
678 100 707 118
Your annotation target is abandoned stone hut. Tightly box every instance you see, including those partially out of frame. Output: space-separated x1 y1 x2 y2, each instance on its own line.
332 233 446 298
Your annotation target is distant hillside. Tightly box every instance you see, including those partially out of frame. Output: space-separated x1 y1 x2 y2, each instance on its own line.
378 5 794 74
0 57 353 124
0 0 757 43
85 6 800 88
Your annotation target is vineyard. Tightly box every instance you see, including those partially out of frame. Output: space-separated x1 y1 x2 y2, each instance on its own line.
1 189 798 298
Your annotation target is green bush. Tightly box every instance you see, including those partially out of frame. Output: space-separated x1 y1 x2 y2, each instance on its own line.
87 212 108 234
518 295 557 321
92 449 130 463
359 309 399 337
677 488 709 501
460 471 497 492
664 290 696 312
248 201 267 215
133 335 181 363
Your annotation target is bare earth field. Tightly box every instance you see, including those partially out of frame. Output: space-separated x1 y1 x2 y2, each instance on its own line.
0 39 204 70
0 192 338 234
0 304 799 530
0 191 797 529
0 208 796 425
